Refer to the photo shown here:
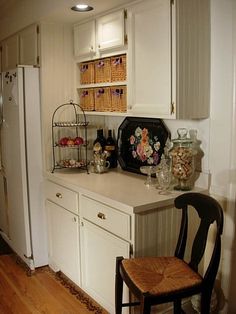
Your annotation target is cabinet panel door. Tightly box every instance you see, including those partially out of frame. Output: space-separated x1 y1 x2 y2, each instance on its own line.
74 20 96 57
19 24 39 65
1 35 19 71
128 0 172 117
46 200 80 285
97 10 125 51
81 219 129 313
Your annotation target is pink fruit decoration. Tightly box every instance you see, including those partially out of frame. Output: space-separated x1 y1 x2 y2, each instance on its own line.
59 137 69 146
74 137 84 145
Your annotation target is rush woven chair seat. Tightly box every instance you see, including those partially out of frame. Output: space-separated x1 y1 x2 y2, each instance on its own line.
115 192 224 314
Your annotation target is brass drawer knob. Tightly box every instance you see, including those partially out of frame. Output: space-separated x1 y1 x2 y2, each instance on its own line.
97 212 106 220
56 192 62 198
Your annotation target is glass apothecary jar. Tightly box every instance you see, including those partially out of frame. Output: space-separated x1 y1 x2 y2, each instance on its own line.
169 128 196 191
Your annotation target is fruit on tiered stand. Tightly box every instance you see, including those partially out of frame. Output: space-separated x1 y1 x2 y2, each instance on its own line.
58 136 84 147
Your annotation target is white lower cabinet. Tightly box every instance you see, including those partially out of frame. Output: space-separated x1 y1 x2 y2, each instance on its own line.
46 200 80 286
80 195 130 313
45 181 131 313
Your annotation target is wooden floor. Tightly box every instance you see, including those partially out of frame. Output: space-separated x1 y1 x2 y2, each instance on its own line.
0 254 108 314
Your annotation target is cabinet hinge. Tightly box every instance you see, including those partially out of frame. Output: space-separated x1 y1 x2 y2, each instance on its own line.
124 9 127 19
171 102 175 114
24 253 33 260
36 25 40 34
171 0 174 5
37 56 40 64
124 34 128 45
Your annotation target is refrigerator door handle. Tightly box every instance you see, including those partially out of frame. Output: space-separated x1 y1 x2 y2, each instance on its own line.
0 73 3 126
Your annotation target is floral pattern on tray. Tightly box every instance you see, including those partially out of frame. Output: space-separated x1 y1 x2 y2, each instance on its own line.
118 117 170 174
130 127 161 165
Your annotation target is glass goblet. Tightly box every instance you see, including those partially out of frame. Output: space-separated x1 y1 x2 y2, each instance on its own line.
157 166 172 194
140 165 158 187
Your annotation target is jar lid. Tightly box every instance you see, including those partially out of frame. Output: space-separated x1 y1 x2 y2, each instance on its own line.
171 128 193 144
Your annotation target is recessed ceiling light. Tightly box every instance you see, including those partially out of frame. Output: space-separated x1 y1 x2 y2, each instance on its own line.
71 4 94 12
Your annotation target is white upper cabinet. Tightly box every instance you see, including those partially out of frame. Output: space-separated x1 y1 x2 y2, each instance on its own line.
74 20 96 58
1 24 39 71
1 34 19 71
97 10 125 51
127 0 172 117
19 24 39 65
74 10 126 59
72 0 210 119
128 0 210 119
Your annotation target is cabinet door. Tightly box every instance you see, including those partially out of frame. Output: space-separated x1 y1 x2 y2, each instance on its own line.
81 219 129 314
97 10 125 51
19 24 39 66
74 20 96 57
1 34 19 71
128 0 173 117
46 200 80 285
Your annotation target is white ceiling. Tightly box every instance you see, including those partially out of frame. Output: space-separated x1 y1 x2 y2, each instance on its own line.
0 0 133 23
0 0 134 40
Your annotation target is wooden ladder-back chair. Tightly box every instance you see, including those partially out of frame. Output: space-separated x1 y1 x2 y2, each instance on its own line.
115 192 224 314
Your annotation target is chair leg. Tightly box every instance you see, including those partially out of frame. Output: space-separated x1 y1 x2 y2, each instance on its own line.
200 290 212 314
140 294 151 314
115 257 124 314
174 299 182 314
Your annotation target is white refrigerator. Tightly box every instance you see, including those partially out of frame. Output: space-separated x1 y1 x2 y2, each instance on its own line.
0 66 48 269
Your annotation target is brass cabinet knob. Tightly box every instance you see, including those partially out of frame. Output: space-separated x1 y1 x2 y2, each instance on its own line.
56 192 62 198
97 212 106 220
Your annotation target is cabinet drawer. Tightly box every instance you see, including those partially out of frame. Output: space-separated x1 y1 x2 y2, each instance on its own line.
45 181 78 214
81 195 130 241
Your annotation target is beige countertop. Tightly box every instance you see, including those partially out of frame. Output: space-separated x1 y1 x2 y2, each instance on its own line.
45 168 206 214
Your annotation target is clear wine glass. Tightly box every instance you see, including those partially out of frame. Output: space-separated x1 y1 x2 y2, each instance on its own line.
157 167 172 194
140 165 158 187
156 155 172 194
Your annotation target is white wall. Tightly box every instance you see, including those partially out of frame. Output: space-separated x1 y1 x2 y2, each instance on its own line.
220 0 236 312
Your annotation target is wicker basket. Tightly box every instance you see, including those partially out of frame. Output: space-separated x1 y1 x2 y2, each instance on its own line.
80 61 94 84
111 55 127 82
94 58 111 83
79 88 95 111
94 87 111 112
111 86 127 112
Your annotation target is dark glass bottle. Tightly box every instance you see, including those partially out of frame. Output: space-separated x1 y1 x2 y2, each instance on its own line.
105 129 117 168
93 129 106 153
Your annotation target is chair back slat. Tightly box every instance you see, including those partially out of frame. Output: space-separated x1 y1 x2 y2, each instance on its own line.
174 207 188 259
190 220 211 270
174 193 224 276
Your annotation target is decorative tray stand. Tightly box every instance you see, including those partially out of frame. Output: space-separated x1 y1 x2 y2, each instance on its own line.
51 101 89 173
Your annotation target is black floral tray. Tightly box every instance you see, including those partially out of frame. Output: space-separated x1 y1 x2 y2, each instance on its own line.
117 117 170 174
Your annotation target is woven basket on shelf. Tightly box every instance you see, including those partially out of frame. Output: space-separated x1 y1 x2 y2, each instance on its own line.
111 55 127 82
111 86 127 112
80 61 94 84
94 87 111 111
79 88 95 111
94 58 111 83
